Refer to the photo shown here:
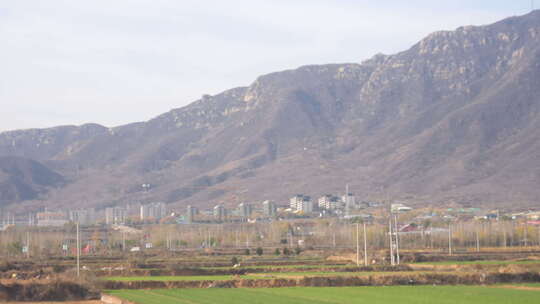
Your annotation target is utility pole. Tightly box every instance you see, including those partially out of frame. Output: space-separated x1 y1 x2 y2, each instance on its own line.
363 222 368 266
524 221 528 247
389 219 395 265
448 223 453 256
345 184 350 217
503 224 508 248
356 223 360 266
26 231 30 259
288 230 293 248
537 226 540 247
394 214 400 265
476 229 480 252
76 222 80 277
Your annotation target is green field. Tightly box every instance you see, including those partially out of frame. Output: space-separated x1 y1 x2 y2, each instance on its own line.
251 271 418 278
415 260 540 265
202 264 351 270
107 285 540 304
105 275 265 281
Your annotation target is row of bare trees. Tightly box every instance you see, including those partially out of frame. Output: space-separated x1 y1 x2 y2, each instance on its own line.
0 219 539 258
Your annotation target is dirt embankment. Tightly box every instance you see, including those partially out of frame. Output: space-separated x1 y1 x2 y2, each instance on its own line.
0 281 100 302
95 264 413 277
103 271 540 290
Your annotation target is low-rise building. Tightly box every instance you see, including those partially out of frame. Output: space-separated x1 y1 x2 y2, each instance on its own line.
526 211 540 220
37 211 68 227
391 203 412 213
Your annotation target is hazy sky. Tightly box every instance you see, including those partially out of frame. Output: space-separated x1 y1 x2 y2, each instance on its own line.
0 1 535 131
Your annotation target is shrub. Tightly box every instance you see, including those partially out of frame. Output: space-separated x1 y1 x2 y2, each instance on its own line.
274 248 281 255
231 256 239 265
244 249 251 255
52 264 66 273
256 247 263 256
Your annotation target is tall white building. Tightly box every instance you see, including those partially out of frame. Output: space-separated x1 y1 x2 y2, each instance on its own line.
237 202 253 218
262 200 277 217
186 205 199 223
105 207 127 225
69 209 96 225
140 202 167 221
213 204 226 220
318 195 340 210
342 193 355 216
290 195 313 213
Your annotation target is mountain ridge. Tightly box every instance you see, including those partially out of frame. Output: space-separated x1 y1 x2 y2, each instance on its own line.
1 10 540 212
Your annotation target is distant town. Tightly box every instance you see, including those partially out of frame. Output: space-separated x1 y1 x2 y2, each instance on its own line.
2 189 540 229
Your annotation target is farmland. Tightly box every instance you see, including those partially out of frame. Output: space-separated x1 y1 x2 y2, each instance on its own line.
107 286 540 304
105 275 265 281
414 259 540 265
2 227 540 302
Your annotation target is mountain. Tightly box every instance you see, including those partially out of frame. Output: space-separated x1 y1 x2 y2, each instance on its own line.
0 156 64 206
1 11 539 212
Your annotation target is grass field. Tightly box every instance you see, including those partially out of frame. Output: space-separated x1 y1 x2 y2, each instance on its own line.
415 260 540 265
251 271 419 278
202 264 351 270
107 285 540 304
104 275 265 281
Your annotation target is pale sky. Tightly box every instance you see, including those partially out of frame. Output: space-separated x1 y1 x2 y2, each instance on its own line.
0 1 535 131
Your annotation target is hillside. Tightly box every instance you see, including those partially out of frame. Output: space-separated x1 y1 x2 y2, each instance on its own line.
0 156 64 206
0 11 539 212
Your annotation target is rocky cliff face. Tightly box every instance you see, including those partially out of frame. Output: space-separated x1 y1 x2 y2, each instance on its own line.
1 11 539 211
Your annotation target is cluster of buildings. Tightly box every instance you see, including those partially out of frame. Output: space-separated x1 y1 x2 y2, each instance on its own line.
0 202 169 228
184 200 278 224
182 192 371 224
288 193 362 216
105 202 167 225
5 182 540 229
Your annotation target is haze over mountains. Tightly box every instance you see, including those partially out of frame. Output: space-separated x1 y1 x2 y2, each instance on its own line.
1 11 540 212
